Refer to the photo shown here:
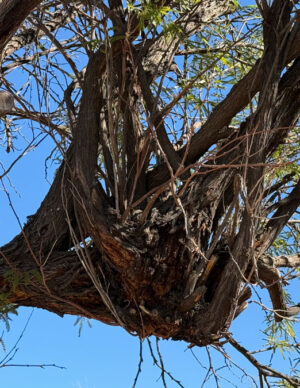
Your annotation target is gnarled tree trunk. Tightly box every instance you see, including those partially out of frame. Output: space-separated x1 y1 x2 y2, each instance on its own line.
0 0 300 352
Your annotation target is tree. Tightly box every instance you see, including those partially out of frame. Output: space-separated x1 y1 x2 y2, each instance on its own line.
0 0 299 386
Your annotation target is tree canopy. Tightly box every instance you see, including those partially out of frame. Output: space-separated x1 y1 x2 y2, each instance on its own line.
0 0 299 386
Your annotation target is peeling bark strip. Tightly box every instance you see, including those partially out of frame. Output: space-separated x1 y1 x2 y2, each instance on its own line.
0 0 299 367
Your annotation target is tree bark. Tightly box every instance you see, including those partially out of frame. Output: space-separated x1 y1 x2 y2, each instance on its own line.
0 0 299 347
0 0 41 55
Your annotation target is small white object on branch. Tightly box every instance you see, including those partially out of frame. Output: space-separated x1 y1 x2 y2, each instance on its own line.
0 90 14 116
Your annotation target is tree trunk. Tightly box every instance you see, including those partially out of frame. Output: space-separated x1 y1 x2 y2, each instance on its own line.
0 0 300 349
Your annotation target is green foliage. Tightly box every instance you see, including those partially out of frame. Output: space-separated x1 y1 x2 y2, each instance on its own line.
271 230 300 256
275 381 296 388
74 317 92 337
127 0 206 35
162 21 183 40
127 0 172 31
2 269 42 293
151 3 262 137
0 269 41 332
0 303 18 332
230 0 240 8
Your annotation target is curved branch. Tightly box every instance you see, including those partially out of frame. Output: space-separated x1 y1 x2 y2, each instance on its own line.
227 335 300 387
257 260 288 322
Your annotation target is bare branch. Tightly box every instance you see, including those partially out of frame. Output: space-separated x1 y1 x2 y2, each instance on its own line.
227 335 300 387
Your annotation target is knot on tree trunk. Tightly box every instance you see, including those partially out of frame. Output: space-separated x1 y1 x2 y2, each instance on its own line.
0 90 14 116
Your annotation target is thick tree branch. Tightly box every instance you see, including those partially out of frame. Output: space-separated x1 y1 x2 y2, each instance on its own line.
0 243 117 324
142 0 233 77
0 0 41 55
268 254 300 268
258 180 300 253
2 5 72 58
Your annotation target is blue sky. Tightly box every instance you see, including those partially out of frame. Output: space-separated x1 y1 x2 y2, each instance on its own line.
0 305 273 388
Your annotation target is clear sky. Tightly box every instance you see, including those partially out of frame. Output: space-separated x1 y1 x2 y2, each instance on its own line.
0 0 299 387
